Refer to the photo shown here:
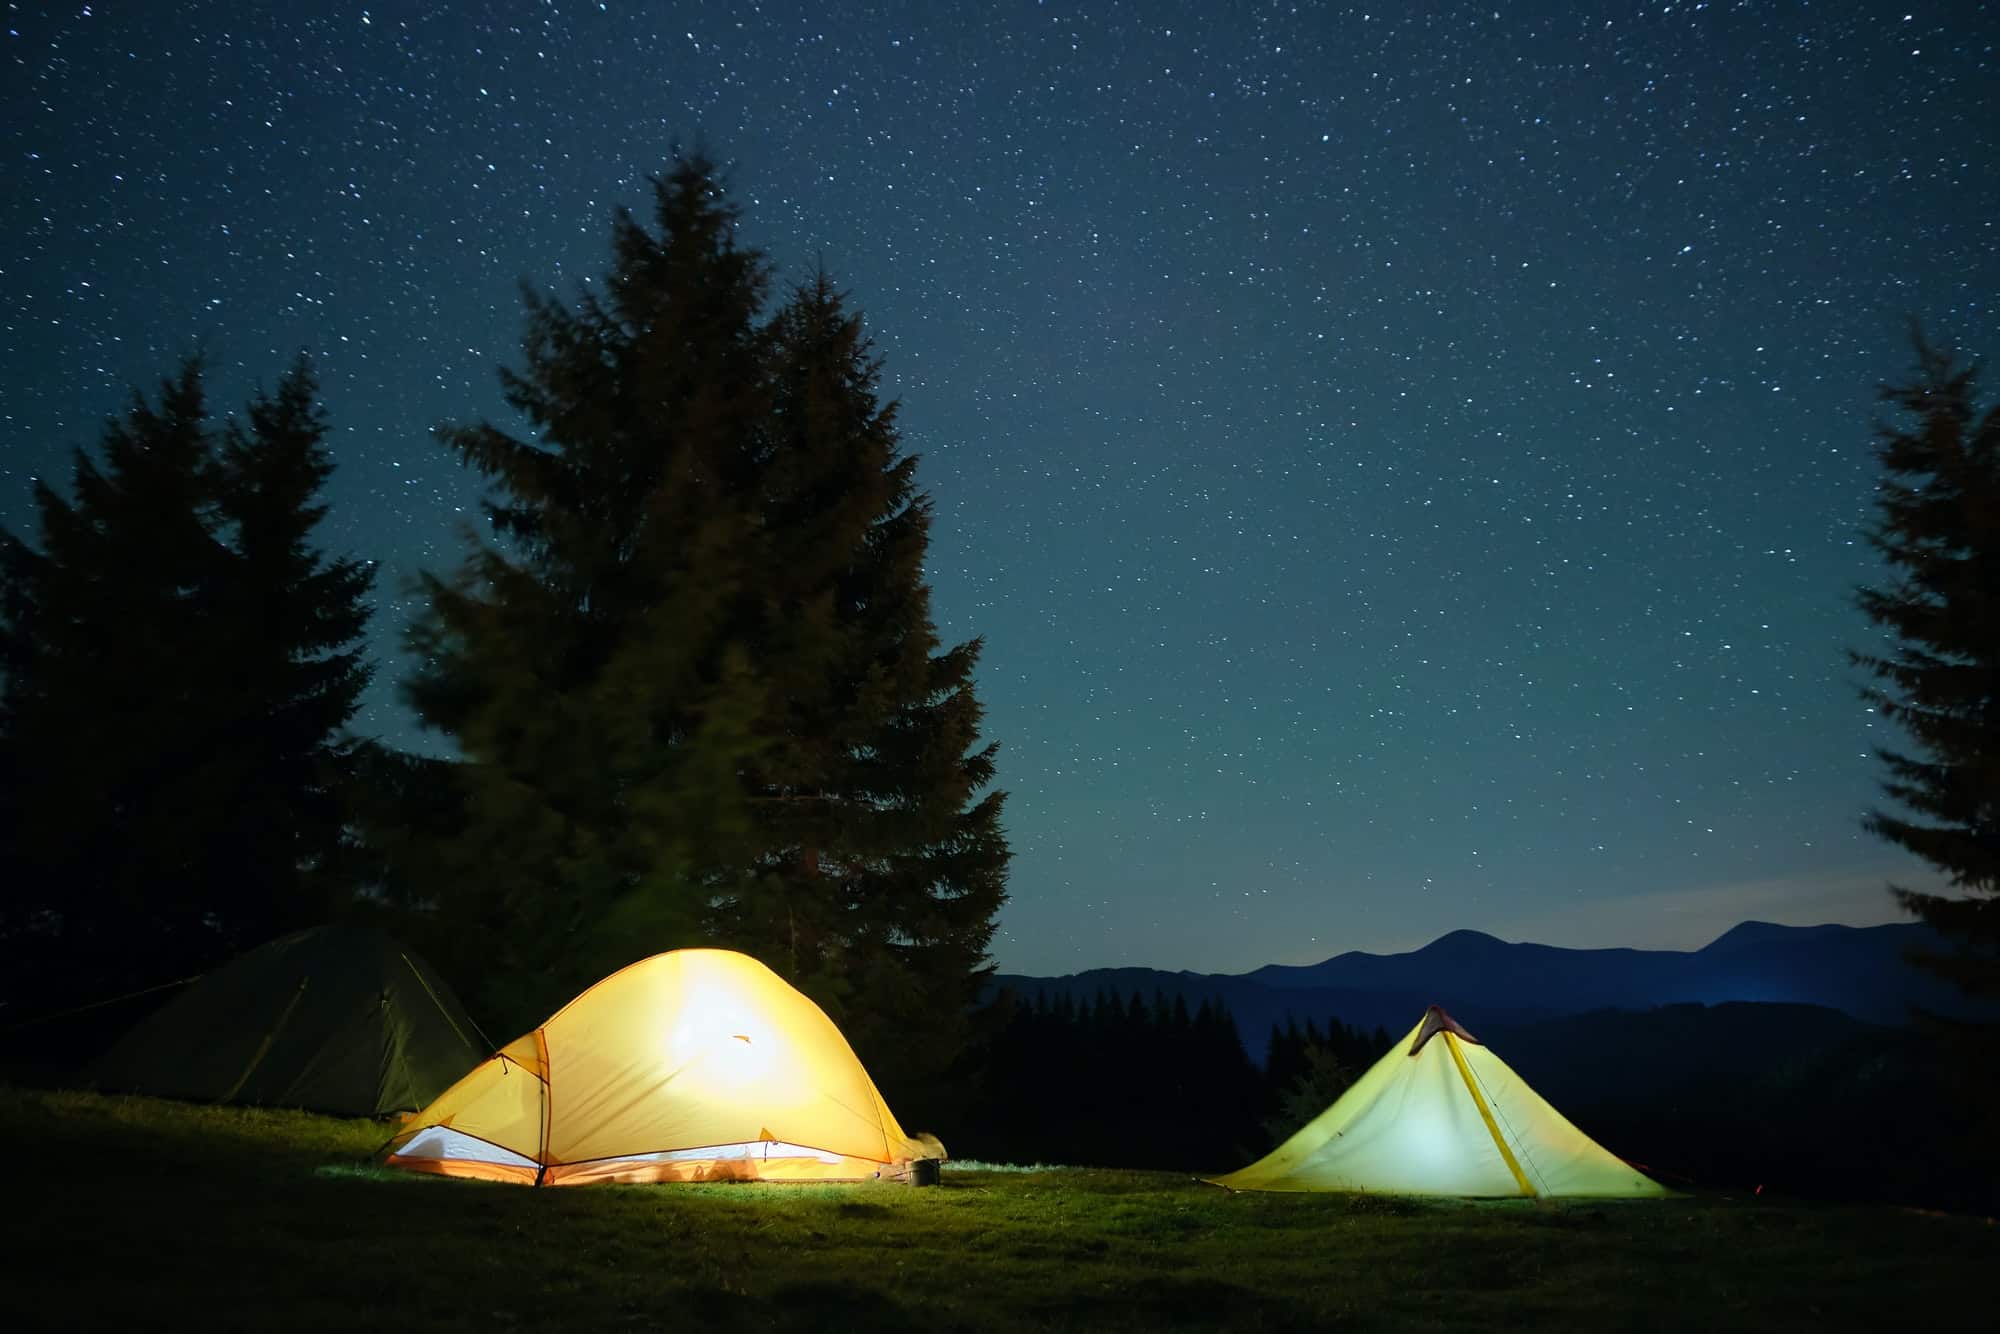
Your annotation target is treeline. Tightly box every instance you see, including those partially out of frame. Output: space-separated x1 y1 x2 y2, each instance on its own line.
1559 1020 2000 1216
940 988 1387 1172
0 360 372 1024
0 152 1008 1098
941 992 1998 1214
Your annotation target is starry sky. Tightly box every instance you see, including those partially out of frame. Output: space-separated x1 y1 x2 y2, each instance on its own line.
4 1 1994 976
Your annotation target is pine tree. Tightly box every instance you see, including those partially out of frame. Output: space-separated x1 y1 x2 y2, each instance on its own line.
0 357 374 1014
1854 334 2000 998
401 156 1008 1054
716 272 1009 1087
1 362 233 1003
399 156 773 1028
210 356 376 931
1260 1042 1357 1147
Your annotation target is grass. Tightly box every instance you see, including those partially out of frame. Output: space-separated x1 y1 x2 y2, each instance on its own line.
6 1086 1993 1332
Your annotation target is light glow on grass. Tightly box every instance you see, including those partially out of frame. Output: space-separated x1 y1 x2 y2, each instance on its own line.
946 1160 1070 1173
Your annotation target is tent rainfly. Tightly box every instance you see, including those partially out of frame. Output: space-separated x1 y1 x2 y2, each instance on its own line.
1210 1006 1665 1198
383 948 945 1185
89 925 487 1118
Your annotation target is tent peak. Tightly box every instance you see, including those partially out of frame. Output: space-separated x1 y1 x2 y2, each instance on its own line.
1408 1005 1481 1054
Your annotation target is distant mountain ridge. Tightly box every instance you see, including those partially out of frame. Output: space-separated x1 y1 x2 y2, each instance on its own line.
990 920 1991 1055
985 922 1999 1212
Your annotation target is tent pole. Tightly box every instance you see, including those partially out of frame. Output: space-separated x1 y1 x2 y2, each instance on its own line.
534 1027 554 1187
1442 1031 1537 1198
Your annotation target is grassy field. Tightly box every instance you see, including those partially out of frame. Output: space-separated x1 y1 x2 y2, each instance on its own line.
5 1086 1992 1332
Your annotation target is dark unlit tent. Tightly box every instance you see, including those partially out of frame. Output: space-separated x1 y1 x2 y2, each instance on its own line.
90 925 485 1117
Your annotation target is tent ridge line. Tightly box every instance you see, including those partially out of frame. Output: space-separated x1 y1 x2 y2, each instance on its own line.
1442 1030 1536 1199
401 951 491 1052
220 977 309 1104
533 949 708 1032
1467 1062 1554 1198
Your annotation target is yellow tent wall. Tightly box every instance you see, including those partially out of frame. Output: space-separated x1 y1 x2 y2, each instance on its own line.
384 949 940 1185
1210 1006 1664 1198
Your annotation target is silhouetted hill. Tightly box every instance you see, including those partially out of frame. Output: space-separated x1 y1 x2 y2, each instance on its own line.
989 920 1994 1060
1240 921 1981 1023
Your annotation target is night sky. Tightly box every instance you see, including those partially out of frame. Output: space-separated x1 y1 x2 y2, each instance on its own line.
4 2 1994 976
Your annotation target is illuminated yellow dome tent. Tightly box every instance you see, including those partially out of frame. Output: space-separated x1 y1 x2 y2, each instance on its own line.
383 949 944 1186
1210 1006 1664 1198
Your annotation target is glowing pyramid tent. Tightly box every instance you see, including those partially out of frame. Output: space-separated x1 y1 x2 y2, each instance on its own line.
384 948 944 1185
1210 1006 1664 1198
89 926 486 1118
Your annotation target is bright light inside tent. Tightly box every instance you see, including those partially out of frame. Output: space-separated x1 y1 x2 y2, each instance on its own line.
664 987 762 1062
1401 1104 1457 1172
714 1029 776 1083
662 987 779 1084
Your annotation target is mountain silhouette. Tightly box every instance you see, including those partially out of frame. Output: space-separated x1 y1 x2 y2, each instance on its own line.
983 922 1998 1213
990 920 1992 1058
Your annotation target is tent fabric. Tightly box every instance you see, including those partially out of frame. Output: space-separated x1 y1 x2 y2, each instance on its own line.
88 926 487 1118
1210 1006 1665 1198
383 948 943 1186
